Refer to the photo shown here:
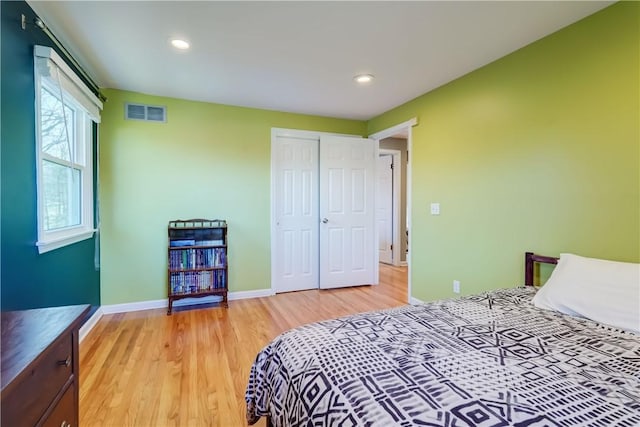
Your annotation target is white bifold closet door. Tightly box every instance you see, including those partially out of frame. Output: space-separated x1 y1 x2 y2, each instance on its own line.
273 135 319 292
273 133 376 292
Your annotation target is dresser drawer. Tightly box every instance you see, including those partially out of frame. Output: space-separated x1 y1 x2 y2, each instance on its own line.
1 333 74 427
40 382 76 427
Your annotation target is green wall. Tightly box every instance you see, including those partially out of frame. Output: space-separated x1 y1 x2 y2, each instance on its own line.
99 90 365 304
1 1 101 310
369 2 639 301
100 2 638 306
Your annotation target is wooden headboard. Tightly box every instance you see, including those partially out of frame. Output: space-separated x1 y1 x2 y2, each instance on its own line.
525 252 559 286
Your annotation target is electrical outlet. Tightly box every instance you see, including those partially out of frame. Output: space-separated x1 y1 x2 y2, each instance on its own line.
453 280 460 294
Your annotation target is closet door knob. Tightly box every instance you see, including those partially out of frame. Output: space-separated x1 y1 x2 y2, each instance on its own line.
322 218 328 224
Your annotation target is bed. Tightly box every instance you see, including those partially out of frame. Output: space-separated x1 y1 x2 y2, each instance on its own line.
246 252 640 426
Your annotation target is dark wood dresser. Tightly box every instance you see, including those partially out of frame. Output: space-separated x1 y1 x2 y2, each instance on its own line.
1 304 90 427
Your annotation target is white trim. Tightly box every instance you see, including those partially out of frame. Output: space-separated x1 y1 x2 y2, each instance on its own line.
228 289 275 300
379 149 401 267
79 307 103 342
101 289 275 315
406 124 414 304
101 299 166 315
410 296 424 305
271 127 358 140
37 229 96 254
369 118 418 141
270 128 278 296
373 142 380 285
369 118 417 304
399 261 408 267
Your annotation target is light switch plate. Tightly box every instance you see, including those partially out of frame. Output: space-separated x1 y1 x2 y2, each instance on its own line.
430 203 440 215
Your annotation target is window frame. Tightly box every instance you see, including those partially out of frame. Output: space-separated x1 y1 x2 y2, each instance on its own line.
34 46 100 254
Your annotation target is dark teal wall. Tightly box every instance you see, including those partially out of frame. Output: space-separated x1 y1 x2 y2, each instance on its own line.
1 1 100 310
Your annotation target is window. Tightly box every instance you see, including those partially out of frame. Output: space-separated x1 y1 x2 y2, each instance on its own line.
34 46 102 253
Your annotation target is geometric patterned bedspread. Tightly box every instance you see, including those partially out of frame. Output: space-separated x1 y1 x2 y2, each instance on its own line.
246 288 640 426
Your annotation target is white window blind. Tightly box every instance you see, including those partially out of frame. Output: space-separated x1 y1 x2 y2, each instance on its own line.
34 45 102 123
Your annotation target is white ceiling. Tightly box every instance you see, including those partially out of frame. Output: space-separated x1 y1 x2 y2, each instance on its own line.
27 1 613 121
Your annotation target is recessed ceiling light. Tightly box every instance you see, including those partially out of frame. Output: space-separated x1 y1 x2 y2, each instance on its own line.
354 74 374 84
170 39 190 50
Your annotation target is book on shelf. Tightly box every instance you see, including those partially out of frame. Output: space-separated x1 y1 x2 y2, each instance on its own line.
197 240 224 246
212 270 227 289
170 239 196 247
171 270 220 294
169 247 227 270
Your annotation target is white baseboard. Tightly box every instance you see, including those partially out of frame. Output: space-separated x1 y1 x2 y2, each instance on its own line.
409 296 424 305
79 307 104 342
399 261 408 267
100 288 275 315
230 288 275 300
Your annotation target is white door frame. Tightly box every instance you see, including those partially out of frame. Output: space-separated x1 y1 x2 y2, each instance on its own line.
270 128 362 294
369 118 417 304
378 149 401 266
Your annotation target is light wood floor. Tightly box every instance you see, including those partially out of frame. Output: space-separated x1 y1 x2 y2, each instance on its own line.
79 264 407 426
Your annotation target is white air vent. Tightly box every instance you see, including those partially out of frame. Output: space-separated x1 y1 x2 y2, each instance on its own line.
125 103 166 122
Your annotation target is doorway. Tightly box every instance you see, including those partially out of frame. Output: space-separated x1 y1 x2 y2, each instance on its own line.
377 153 394 264
370 118 417 303
377 148 404 266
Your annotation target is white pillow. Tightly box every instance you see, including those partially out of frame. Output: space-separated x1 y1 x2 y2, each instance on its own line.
532 253 640 334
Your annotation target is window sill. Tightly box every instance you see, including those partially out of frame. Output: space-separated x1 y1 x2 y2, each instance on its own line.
37 229 96 254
